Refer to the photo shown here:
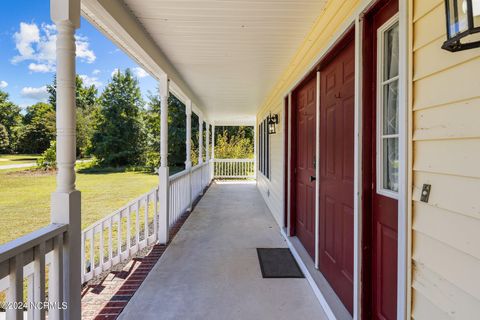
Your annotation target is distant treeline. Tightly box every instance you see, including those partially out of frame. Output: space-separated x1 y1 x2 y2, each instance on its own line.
0 69 253 170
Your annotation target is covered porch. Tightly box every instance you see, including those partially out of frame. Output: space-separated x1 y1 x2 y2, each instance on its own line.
1 0 364 319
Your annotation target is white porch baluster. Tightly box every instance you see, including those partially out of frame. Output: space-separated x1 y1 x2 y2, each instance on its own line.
185 100 192 210
158 74 170 244
50 0 81 318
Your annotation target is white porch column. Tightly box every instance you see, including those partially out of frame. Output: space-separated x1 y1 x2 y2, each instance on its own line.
158 74 169 244
205 122 210 163
211 125 215 160
185 100 192 210
211 125 215 180
198 116 204 165
253 124 257 179
185 100 192 169
50 0 81 319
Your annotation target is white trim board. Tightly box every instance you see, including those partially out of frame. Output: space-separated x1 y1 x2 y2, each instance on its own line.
281 229 337 320
281 1 410 319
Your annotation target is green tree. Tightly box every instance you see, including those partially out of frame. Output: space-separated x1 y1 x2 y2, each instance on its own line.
91 69 146 166
47 75 99 157
17 102 56 154
0 124 9 151
214 127 254 159
0 90 22 153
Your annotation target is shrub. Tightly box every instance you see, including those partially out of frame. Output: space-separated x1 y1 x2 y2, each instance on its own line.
36 140 56 170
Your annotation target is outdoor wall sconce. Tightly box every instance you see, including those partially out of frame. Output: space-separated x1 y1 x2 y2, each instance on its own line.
267 113 279 135
443 0 480 51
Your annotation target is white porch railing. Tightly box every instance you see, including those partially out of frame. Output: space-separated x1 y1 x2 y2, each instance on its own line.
213 159 255 179
80 162 212 283
0 223 67 319
81 187 159 283
168 170 191 227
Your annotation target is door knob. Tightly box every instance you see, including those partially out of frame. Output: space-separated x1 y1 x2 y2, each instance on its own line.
310 176 316 182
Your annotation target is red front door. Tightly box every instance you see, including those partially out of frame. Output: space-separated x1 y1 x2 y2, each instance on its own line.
294 75 317 258
319 37 355 314
364 1 399 319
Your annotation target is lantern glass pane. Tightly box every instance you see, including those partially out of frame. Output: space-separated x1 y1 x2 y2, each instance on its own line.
474 0 480 27
448 0 469 36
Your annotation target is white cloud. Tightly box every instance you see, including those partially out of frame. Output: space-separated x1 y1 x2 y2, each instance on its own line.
28 63 54 73
111 68 120 77
0 81 8 88
76 35 96 64
132 67 149 78
11 22 40 63
79 74 102 88
12 22 96 73
92 69 100 75
21 86 48 101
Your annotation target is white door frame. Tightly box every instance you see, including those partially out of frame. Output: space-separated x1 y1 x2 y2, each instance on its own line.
283 1 409 319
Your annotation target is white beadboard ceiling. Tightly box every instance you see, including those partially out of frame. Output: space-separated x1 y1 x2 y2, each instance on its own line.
122 0 327 122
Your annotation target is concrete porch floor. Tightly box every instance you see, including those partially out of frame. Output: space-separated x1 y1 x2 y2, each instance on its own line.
119 181 328 320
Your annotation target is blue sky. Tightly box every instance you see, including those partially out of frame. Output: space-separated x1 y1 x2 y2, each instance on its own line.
0 1 157 110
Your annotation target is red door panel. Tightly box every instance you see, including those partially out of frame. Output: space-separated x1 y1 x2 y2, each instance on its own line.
294 76 317 258
363 1 399 319
319 38 355 315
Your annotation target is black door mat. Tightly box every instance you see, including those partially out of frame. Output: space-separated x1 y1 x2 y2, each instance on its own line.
257 248 305 278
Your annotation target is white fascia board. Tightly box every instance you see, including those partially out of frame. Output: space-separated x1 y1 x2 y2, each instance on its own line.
81 0 205 115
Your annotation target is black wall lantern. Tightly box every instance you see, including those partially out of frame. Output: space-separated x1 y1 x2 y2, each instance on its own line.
443 0 480 51
267 113 279 135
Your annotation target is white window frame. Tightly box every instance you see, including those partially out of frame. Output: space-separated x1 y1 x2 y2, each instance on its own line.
376 13 400 200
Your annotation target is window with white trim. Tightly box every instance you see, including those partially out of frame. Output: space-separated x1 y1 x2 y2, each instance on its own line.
258 118 270 179
377 16 399 197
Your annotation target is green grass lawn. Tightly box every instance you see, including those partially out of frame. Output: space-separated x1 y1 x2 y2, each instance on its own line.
0 154 40 166
0 168 158 245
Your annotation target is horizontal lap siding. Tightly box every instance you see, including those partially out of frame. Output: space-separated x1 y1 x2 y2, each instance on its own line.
412 0 480 317
255 0 361 227
257 101 284 226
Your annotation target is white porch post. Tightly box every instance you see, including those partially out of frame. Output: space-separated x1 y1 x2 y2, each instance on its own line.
212 125 215 160
211 125 215 180
253 124 257 179
50 0 81 318
185 100 192 210
198 116 204 194
205 122 211 184
198 116 204 165
205 122 210 163
158 74 169 245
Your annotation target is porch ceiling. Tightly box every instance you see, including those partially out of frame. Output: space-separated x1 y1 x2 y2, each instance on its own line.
100 0 327 122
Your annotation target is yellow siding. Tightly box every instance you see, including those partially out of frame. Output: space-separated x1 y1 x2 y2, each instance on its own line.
255 0 361 228
412 0 480 318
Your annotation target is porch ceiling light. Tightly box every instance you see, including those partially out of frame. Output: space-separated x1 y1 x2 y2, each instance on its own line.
443 0 480 51
268 113 279 135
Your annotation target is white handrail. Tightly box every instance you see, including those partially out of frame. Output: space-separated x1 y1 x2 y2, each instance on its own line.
0 223 67 319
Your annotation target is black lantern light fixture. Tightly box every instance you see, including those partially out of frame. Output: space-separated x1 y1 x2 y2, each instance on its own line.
443 0 480 51
267 113 279 135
